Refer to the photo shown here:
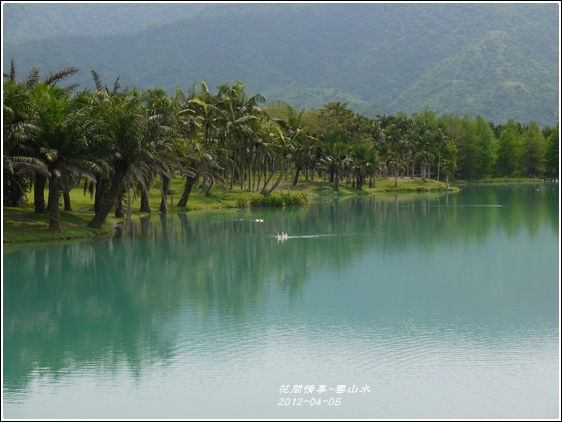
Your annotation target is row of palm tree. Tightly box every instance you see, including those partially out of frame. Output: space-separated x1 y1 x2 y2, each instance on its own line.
10 62 551 233
1 67 460 233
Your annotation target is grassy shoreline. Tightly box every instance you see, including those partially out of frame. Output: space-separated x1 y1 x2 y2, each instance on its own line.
1 175 496 244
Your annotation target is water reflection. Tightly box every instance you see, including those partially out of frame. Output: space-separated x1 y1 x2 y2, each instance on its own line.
3 184 559 418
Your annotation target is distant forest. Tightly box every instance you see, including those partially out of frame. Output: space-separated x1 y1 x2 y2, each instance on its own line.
4 61 559 232
3 3 559 127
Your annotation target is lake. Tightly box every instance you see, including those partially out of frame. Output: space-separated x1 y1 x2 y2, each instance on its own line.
3 184 560 419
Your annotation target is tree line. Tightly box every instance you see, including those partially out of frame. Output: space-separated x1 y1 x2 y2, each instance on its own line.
3 62 560 232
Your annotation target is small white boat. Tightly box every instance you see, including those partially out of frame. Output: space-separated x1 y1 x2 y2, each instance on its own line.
255 219 264 223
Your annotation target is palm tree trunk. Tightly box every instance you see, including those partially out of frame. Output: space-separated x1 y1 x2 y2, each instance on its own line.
88 189 117 229
256 165 262 192
204 180 214 197
437 153 441 181
260 159 278 195
292 164 302 186
63 190 72 211
34 174 47 214
87 167 127 229
126 188 132 219
177 174 197 207
357 173 364 191
48 173 61 232
115 195 124 218
140 185 151 213
159 174 170 213
334 168 340 190
264 171 284 196
263 161 285 196
93 174 103 214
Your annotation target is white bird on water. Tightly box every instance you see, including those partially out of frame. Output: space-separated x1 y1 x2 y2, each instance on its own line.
277 232 288 241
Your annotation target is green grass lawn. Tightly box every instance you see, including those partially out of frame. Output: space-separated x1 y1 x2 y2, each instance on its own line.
3 175 457 244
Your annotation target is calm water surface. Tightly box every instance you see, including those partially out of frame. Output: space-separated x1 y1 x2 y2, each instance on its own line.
3 184 560 419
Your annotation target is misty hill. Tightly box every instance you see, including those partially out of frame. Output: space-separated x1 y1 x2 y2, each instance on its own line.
3 3 559 127
2 3 209 44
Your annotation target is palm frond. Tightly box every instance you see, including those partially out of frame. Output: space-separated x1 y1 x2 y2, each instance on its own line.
200 81 210 95
8 59 17 81
39 147 59 163
6 156 50 176
25 66 40 88
91 70 103 91
62 83 80 94
186 97 209 113
42 66 79 85
249 93 267 104
112 77 121 94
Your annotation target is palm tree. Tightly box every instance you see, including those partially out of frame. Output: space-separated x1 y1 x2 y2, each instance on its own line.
215 81 267 191
412 119 436 180
31 83 99 231
387 151 406 187
349 143 378 190
83 80 174 228
260 124 294 196
433 127 448 182
3 77 46 207
272 104 322 187
440 141 458 190
320 130 349 191
143 88 179 214
3 61 79 210
174 82 228 207
415 150 434 182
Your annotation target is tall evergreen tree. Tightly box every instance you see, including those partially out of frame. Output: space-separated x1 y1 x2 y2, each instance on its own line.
456 114 478 180
474 115 495 178
519 121 546 176
494 119 520 177
543 123 559 178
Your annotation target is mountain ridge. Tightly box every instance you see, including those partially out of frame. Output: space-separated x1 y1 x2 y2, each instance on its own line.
3 3 559 127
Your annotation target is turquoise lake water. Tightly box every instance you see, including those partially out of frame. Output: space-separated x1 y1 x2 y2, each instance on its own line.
3 184 559 419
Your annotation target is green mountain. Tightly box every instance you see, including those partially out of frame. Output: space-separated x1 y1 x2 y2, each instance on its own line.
1 2 209 43
2 3 559 127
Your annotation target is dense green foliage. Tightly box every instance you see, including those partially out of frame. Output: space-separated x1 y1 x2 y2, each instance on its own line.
237 192 310 209
3 3 558 127
3 60 559 235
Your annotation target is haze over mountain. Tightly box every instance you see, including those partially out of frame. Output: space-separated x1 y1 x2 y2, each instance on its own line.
2 2 559 127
